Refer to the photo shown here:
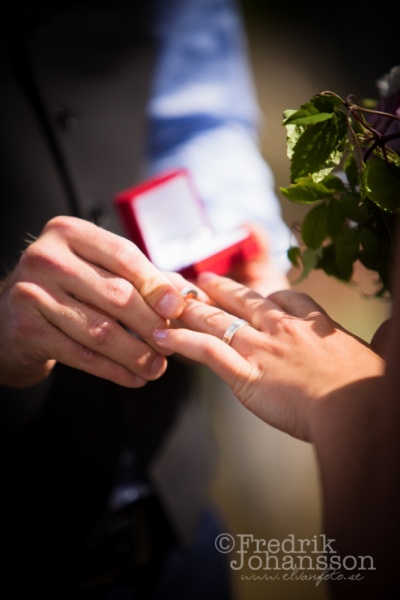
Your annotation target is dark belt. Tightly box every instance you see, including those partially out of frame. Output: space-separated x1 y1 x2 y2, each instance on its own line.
80 495 176 590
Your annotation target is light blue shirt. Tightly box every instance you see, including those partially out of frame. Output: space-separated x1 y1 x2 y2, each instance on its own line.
110 0 291 513
147 0 291 272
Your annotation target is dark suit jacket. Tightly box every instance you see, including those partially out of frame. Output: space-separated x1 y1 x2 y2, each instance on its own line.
0 1 211 589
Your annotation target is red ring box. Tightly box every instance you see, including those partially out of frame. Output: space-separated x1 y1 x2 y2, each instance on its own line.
114 168 259 279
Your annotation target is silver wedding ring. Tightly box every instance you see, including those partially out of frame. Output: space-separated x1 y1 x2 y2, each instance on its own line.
222 318 249 345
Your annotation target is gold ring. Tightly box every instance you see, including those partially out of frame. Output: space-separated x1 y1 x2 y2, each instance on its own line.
180 286 199 299
222 319 249 345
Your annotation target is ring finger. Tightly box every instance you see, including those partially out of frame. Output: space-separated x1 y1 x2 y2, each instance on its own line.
175 300 260 352
154 304 260 390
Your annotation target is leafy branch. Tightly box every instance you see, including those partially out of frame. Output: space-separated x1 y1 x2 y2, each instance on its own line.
281 66 400 297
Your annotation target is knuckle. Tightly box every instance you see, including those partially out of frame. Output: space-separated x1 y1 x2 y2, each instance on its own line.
10 280 37 305
8 283 49 344
279 314 295 331
266 311 297 337
106 237 145 278
104 277 133 310
114 237 140 265
42 215 77 236
204 310 226 329
77 344 99 365
120 248 169 298
18 242 45 271
87 316 115 346
103 239 169 301
278 315 300 336
20 238 73 279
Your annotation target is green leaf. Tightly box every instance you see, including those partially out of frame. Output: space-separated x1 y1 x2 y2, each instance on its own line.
334 108 349 145
334 227 360 271
385 148 400 169
280 183 321 204
320 174 346 192
300 247 323 280
358 227 383 270
283 103 319 125
284 122 304 160
301 203 328 249
365 159 400 213
281 86 398 297
283 109 297 121
308 152 343 183
312 94 344 111
343 153 359 188
359 166 370 201
281 172 347 206
290 118 346 182
283 95 343 127
326 200 346 239
316 244 353 281
339 192 369 223
283 111 334 126
287 246 301 267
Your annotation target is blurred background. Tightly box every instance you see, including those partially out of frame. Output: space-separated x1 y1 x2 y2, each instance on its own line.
197 2 396 599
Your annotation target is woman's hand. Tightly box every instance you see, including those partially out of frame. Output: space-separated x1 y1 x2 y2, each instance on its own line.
0 216 189 389
153 271 385 441
156 268 397 599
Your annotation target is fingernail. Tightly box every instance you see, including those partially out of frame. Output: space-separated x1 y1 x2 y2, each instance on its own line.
153 329 169 342
197 271 218 284
157 292 183 318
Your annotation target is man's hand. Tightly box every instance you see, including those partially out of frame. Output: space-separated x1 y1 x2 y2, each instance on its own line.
0 216 186 389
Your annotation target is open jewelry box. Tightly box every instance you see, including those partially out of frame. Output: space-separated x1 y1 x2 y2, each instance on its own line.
114 168 259 278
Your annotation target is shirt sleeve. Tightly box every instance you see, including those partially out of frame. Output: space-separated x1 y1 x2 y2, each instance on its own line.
146 0 292 272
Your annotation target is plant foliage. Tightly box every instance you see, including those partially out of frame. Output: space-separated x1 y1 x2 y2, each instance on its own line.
281 66 400 296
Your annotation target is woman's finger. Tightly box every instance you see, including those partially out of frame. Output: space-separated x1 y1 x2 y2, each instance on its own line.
153 326 252 387
194 271 282 331
176 298 260 346
266 289 329 318
195 272 333 328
